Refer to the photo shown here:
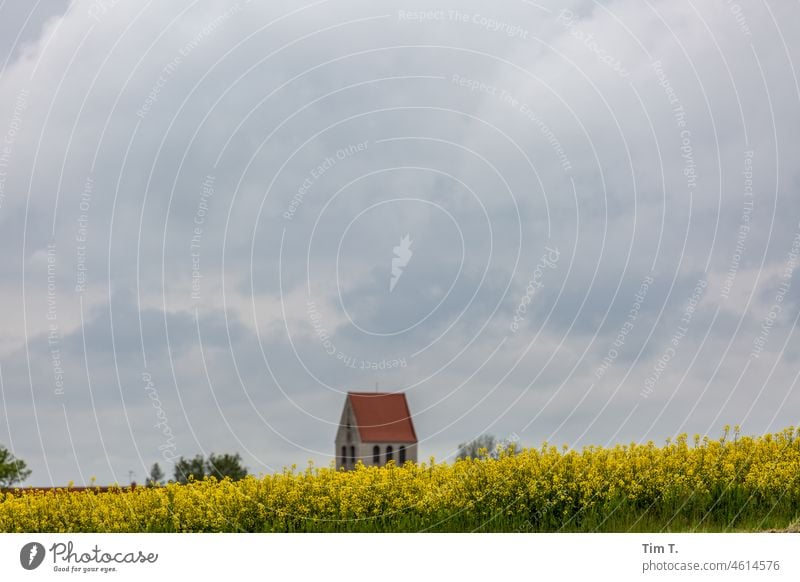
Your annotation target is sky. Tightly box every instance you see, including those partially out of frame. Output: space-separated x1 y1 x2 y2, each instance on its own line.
0 0 798 486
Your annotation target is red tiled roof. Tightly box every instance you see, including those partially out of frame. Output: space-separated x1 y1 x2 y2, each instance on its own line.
348 392 417 443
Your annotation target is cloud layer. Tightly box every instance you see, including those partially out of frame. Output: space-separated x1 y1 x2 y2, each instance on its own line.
0 0 798 485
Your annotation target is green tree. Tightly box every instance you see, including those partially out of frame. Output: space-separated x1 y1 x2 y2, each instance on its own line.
0 445 31 487
146 462 165 487
173 453 248 484
206 453 247 481
173 454 206 484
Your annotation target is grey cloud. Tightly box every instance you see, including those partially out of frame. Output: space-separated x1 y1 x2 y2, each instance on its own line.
1 0 799 484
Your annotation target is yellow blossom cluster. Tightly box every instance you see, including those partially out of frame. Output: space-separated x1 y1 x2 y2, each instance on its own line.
2 426 799 532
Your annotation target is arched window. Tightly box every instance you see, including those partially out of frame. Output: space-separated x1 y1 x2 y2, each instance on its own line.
350 446 356 467
341 446 347 468
386 445 394 464
373 445 380 465
399 445 406 464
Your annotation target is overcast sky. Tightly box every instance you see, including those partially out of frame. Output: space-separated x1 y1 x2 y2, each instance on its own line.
0 0 798 486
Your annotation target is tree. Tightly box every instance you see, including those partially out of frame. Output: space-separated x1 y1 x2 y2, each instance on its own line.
173 454 206 484
206 453 247 481
173 453 248 484
146 462 165 487
457 434 521 460
457 434 497 460
0 445 31 487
